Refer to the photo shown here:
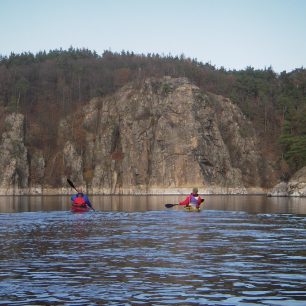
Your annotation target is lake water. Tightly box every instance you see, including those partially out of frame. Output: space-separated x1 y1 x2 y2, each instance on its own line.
0 195 306 305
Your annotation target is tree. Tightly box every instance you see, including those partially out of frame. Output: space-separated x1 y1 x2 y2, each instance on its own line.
280 106 306 171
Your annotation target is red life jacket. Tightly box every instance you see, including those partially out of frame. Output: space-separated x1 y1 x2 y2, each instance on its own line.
73 196 86 207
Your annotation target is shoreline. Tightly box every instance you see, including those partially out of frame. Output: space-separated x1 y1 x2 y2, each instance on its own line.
1 186 305 197
0 186 269 196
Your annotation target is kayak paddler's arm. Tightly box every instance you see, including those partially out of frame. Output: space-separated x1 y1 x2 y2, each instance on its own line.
87 201 95 211
179 196 190 206
84 195 93 208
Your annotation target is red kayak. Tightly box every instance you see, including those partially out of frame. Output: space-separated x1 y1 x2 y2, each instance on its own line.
71 205 90 213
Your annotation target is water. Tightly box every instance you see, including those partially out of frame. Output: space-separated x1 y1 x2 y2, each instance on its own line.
0 195 306 305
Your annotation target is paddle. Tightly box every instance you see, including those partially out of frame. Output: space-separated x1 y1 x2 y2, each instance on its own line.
67 178 95 211
67 178 79 193
165 199 204 208
165 203 179 208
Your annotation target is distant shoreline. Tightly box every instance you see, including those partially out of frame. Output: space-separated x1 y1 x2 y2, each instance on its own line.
0 186 269 196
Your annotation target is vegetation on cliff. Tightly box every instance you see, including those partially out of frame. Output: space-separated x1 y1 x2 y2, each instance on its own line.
0 48 305 184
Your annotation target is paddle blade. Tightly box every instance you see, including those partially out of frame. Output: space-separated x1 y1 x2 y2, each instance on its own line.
165 203 178 208
67 178 77 191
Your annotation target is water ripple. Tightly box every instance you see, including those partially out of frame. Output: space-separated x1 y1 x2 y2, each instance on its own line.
0 209 306 305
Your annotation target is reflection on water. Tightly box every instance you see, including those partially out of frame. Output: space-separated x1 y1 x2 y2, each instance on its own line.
1 194 306 215
0 196 305 305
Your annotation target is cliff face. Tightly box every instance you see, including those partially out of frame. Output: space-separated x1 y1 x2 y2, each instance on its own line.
0 113 29 194
0 77 277 194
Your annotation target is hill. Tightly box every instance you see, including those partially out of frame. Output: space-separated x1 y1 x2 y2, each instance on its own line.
0 49 305 194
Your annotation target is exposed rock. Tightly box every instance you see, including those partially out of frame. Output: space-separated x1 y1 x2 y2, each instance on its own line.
61 77 274 194
62 140 85 186
0 113 29 194
268 167 306 197
267 182 288 197
29 150 45 194
0 77 278 195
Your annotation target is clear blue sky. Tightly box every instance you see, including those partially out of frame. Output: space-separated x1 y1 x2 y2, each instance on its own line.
0 0 305 72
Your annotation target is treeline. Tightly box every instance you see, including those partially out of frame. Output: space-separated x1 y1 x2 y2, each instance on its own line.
0 47 305 174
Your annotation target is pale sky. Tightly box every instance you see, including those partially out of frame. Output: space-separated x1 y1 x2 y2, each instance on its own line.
0 0 305 72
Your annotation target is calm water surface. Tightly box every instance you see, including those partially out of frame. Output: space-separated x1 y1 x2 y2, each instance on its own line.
0 195 306 305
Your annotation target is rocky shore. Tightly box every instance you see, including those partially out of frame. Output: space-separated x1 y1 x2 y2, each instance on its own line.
0 186 268 196
268 167 306 197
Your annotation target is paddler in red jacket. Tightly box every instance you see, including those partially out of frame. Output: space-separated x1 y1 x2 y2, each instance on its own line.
179 187 203 209
71 191 93 210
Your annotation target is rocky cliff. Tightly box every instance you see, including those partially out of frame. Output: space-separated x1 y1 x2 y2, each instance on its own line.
0 77 278 195
268 167 306 197
0 113 29 194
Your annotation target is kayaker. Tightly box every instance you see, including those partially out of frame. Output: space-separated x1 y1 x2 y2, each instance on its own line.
71 191 93 210
179 187 203 209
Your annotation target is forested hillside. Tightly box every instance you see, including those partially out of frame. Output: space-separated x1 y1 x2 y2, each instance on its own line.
0 48 305 179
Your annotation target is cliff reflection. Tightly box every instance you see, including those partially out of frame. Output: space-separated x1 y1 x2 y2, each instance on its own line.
0 195 306 215
0 195 68 213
